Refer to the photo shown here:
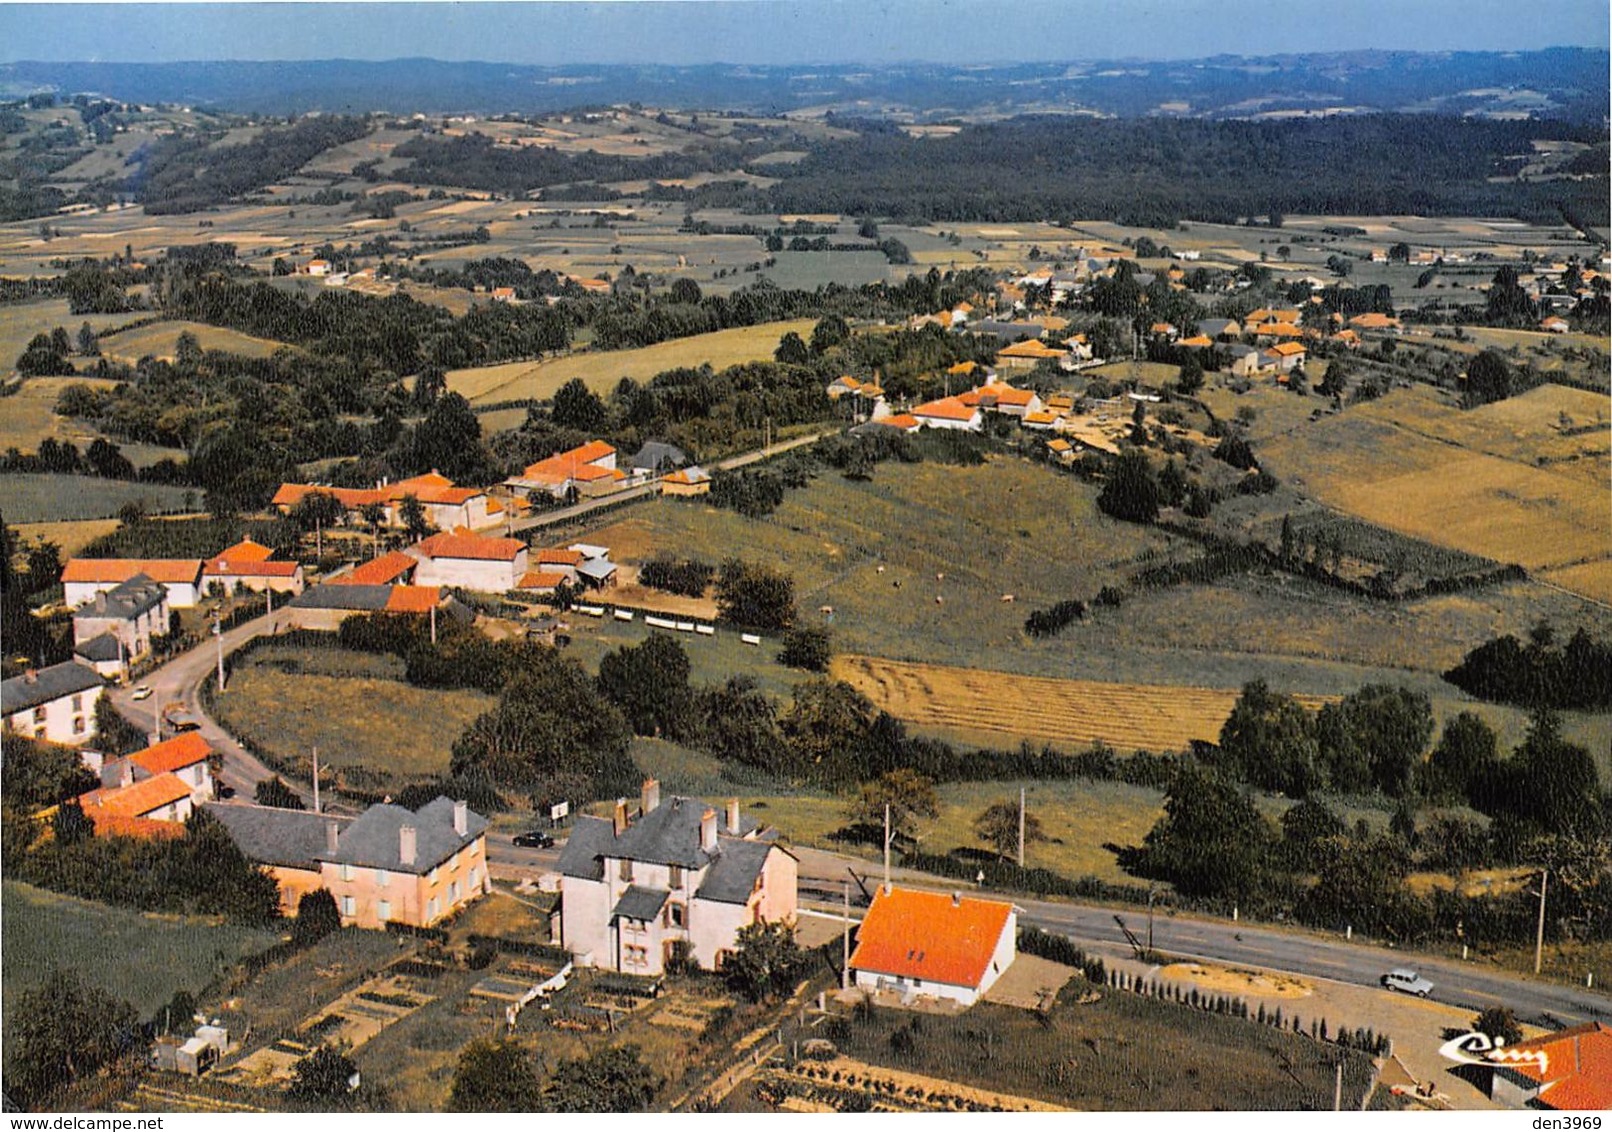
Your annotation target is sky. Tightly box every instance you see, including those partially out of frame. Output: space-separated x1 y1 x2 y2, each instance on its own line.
0 0 1606 65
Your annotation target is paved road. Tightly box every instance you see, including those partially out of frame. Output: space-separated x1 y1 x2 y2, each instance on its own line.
108 610 306 801
505 430 834 534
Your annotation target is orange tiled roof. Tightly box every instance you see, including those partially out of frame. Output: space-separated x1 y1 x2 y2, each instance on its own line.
131 733 212 776
1253 322 1304 338
1178 334 1215 348
912 397 978 422
80 772 193 820
850 887 1014 989
339 551 418 586
1270 341 1307 357
216 539 274 562
517 441 616 484
947 361 982 376
1047 438 1073 452
206 557 300 578
62 559 203 585
1149 322 1176 334
989 386 1037 406
997 339 1064 359
1349 312 1400 329
957 388 984 407
418 532 526 562
1494 1022 1612 1111
271 483 388 510
1023 411 1059 424
85 812 186 840
516 570 570 590
535 548 584 566
384 585 442 614
875 413 920 430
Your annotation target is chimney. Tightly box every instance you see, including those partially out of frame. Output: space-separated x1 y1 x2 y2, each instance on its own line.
399 825 417 867
726 797 740 835
453 799 468 836
95 592 107 614
23 669 36 684
119 760 134 789
612 799 629 837
641 778 660 816
952 892 962 907
700 808 718 854
325 820 340 854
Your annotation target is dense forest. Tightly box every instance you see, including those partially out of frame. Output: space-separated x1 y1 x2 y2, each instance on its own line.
131 115 370 213
739 115 1610 228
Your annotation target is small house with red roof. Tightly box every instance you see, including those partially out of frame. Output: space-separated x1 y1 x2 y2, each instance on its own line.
911 397 983 432
336 551 419 587
849 885 1018 1007
203 539 306 597
415 529 529 592
505 441 626 499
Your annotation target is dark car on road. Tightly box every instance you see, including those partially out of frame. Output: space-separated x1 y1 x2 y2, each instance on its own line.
512 830 555 849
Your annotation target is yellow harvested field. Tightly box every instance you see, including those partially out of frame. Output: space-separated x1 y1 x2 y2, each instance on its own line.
13 518 121 557
99 321 291 363
1264 386 1611 594
447 319 817 403
833 655 1335 752
0 378 120 451
1539 562 1612 606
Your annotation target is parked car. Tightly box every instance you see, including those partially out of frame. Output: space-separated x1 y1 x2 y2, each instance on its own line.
130 685 154 701
1381 969 1434 997
512 830 555 849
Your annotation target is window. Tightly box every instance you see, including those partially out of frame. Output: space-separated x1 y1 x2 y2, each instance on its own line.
624 945 648 968
71 694 82 712
428 866 439 884
376 869 389 888
72 717 85 735
449 880 460 902
668 864 682 889
341 895 356 918
33 707 46 723
339 863 353 882
666 902 686 929
427 897 441 921
377 899 392 922
618 858 633 883
469 868 480 890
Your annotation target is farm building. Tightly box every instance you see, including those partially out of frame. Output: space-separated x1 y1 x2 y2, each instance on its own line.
272 472 497 533
1476 1021 1611 1110
205 796 490 927
661 466 712 496
627 441 691 476
335 551 419 586
849 886 1018 1008
71 573 170 679
282 583 452 631
78 768 196 837
557 780 798 976
203 539 306 597
505 440 627 499
414 530 530 592
62 558 205 609
911 397 983 432
1 661 105 746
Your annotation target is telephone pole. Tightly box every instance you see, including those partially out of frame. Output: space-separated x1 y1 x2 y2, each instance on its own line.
312 746 321 815
1534 869 1549 976
842 881 851 990
213 616 225 692
883 803 892 894
1017 786 1026 867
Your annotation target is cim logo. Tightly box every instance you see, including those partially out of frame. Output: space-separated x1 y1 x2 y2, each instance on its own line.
1438 1030 1549 1076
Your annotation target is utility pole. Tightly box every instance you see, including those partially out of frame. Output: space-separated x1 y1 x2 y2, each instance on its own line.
430 601 438 646
883 803 892 894
1017 786 1026 867
1534 869 1549 976
312 746 321 815
842 881 850 990
213 616 225 692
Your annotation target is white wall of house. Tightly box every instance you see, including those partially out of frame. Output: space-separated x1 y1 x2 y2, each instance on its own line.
852 967 983 1007
688 898 751 972
561 876 614 968
413 549 528 592
916 412 982 432
4 685 104 745
205 569 305 596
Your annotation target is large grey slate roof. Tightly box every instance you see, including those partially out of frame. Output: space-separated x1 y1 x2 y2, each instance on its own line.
611 885 669 923
289 584 392 611
628 441 688 473
75 574 167 622
557 815 615 880
74 632 123 663
1 661 104 716
968 320 1042 343
323 795 488 873
576 558 617 581
695 837 774 905
203 803 350 870
1197 319 1238 337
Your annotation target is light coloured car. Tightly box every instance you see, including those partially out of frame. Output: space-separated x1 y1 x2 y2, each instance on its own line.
1381 969 1434 997
130 685 154 701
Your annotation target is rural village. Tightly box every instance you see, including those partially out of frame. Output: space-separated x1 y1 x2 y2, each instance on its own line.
0 20 1609 1118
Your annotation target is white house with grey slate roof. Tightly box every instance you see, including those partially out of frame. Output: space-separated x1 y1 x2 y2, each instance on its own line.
205 796 489 927
71 573 170 679
2 661 105 745
557 780 797 976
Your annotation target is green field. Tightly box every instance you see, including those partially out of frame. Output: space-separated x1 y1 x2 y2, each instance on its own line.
0 473 195 523
211 646 494 791
447 318 819 404
97 320 292 363
1 880 277 1020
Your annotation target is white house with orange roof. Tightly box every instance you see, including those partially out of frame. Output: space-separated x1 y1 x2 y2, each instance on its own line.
505 441 625 499
62 558 206 609
414 529 529 592
849 886 1018 1007
911 397 983 432
975 382 1042 419
203 539 306 597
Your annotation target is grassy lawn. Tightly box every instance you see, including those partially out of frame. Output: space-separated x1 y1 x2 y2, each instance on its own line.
447 318 818 404
211 647 493 790
0 473 195 523
1 880 278 1020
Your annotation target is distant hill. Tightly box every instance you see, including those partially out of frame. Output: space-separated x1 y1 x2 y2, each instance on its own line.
1 48 1606 122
